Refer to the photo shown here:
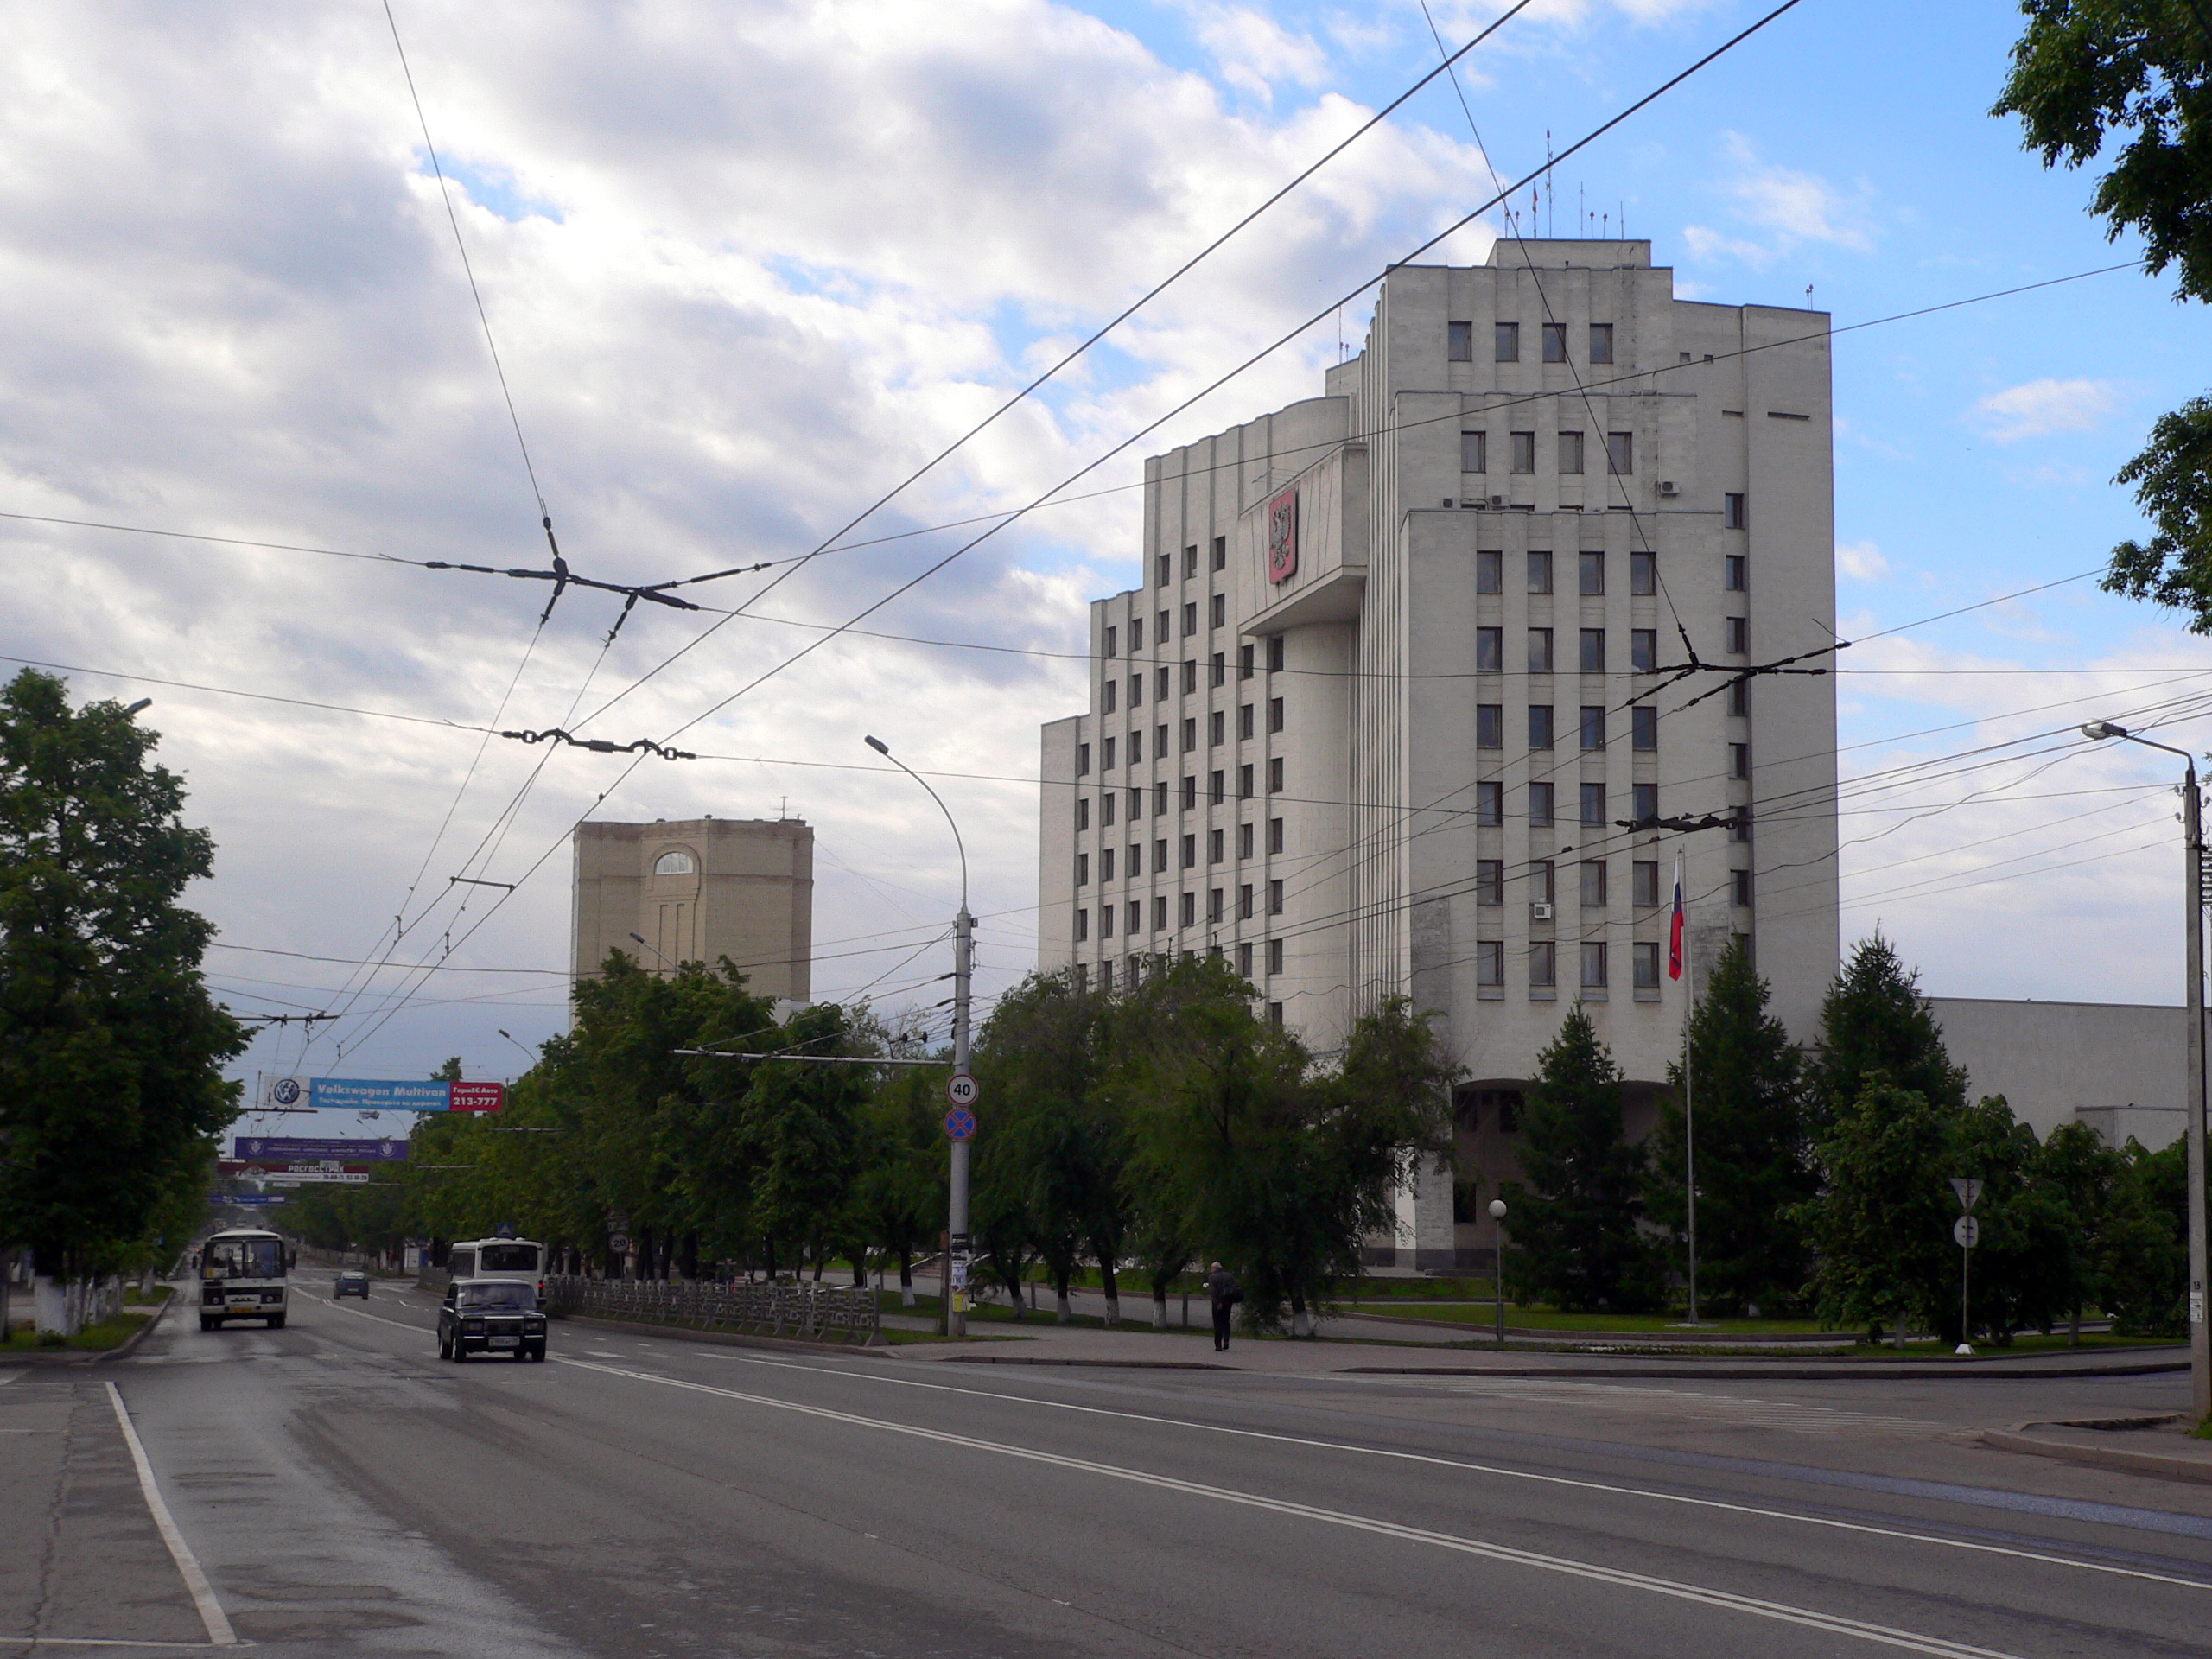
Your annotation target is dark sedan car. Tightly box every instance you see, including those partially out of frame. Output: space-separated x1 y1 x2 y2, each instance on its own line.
437 1278 548 1363
333 1269 371 1299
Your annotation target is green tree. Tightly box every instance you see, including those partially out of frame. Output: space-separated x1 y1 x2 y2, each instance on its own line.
1503 1007 1654 1313
854 1067 945 1306
0 671 247 1313
1994 3 2212 626
2037 1119 2129 1342
740 1003 868 1280
2107 1135 2193 1332
1644 938 1815 1315
1950 1096 2073 1344
1799 1081 1959 1341
1811 935 1970 1128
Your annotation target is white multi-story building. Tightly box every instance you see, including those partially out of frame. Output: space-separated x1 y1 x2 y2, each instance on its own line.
1038 239 1840 1266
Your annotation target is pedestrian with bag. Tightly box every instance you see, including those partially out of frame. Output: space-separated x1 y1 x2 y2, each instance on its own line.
1205 1261 1242 1351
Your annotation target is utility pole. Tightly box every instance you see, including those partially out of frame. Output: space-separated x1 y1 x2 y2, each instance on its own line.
949 905 972 1340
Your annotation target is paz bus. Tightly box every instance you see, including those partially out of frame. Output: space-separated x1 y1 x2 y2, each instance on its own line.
199 1227 292 1329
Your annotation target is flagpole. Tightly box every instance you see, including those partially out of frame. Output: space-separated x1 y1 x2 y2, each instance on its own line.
1680 849 1699 1327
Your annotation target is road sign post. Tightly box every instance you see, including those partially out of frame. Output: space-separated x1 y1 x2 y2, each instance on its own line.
1950 1179 1983 1356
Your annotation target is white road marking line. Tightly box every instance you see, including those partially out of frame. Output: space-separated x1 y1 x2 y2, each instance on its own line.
0 1370 21 1387
550 1358 2021 1658
666 1349 2212 1593
102 1383 236 1648
0 1637 227 1648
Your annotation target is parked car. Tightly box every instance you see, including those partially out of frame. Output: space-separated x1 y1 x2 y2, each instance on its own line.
438 1278 548 1363
333 1269 371 1300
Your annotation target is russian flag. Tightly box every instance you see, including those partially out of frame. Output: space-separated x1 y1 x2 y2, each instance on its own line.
1669 855 1685 981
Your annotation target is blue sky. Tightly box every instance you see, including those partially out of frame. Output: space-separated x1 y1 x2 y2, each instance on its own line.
3 0 2204 1131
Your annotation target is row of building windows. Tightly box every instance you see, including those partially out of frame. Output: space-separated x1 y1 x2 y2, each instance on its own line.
1476 549 1660 596
1074 740 1291 793
1449 321 1615 365
1073 881 1287 940
1477 938 1656 991
1476 702 1662 752
1075 798 1286 846
1461 429 1633 477
1487 626 1663 675
1468 782 1756 830
1154 537 1230 587
1104 624 1287 669
1074 817 1286 873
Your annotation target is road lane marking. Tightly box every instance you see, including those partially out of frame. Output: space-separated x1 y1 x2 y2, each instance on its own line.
103 1383 236 1648
551 1358 2023 1658
0 1639 228 1649
667 1349 2212 1592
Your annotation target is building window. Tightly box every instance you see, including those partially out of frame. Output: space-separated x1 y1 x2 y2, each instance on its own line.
1542 321 1567 363
1531 859 1555 905
1514 785 1546 833
1180 891 1196 927
1268 817 1284 855
1211 651 1226 687
1633 783 1657 824
1130 674 1142 709
1103 680 1117 715
1631 628 1656 672
1559 430 1584 474
1606 431 1633 474
1184 544 1198 579
1732 808 1753 845
1528 627 1554 674
1205 710 1222 747
1580 706 1605 751
1238 703 1254 740
1156 552 1171 588
1131 787 1144 819
1077 742 1090 776
1267 937 1284 975
1239 764 1255 798
1477 860 1503 905
1236 942 1253 978
1588 323 1614 365
1210 593 1226 629
1268 697 1285 734
1074 962 1088 992
1158 610 1170 643
1733 868 1753 907
1477 550 1502 594
1634 941 1661 990
1581 940 1608 989
1157 665 1170 700
1175 717 1192 754
1510 431 1535 474
1131 616 1144 650
1476 940 1504 987
1580 628 1605 672
1182 775 1197 810
1268 637 1285 672
1075 908 1089 943
1730 678 1750 717
1077 797 1090 831
1632 705 1657 752
1129 729 1142 764
1208 887 1223 922
1579 551 1605 596
1210 770 1224 804
1212 536 1227 571
1731 742 1751 779
1077 852 1090 887
1724 493 1747 531
1529 704 1554 751
1477 627 1503 674
1528 550 1553 594
1240 644 1255 680
1184 601 1198 636
1477 781 1503 826
1580 860 1607 907
1104 625 1118 658
1103 792 1117 828
1267 1001 1284 1026
1238 821 1254 859
1101 903 1115 938
1238 884 1254 920
1153 896 1167 931
1210 828 1224 863
1462 430 1487 473
1101 848 1116 882
1448 320 1474 361
1529 940 1557 988
1268 757 1283 793
1633 861 1660 907
1580 782 1605 826
1726 615 1749 654
1475 704 1503 750
1103 736 1116 770
1630 550 1655 595
1181 833 1196 869
1495 321 1519 362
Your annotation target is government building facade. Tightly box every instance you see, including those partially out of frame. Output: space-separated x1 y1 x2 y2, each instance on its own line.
1036 239 1840 1267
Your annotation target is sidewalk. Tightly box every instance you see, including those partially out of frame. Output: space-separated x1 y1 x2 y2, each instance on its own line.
1981 1416 2212 1486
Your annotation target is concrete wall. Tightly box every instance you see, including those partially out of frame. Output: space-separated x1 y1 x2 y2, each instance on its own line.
1930 996 2199 1149
572 817 813 1001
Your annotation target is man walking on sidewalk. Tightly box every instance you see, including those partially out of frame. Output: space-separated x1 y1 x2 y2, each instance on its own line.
1205 1261 1241 1352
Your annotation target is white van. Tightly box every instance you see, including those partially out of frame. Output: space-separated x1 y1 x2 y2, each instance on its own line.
445 1236 545 1298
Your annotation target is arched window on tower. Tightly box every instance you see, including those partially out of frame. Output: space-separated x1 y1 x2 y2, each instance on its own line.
653 849 696 876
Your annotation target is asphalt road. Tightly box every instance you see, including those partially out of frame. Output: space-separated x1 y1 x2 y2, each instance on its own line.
5 1279 2211 1658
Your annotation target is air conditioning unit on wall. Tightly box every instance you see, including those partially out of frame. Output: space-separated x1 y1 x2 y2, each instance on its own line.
1658 480 1680 497
1530 901 1554 922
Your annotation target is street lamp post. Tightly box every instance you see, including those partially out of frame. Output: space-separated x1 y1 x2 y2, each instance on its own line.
2083 720 2209 1420
1488 1198 1508 1345
626 931 678 974
865 735 973 1339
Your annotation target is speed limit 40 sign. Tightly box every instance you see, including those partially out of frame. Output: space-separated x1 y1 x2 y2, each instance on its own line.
946 1073 980 1108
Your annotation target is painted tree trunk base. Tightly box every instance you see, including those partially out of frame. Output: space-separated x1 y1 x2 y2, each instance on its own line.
1291 1306 1316 1338
1151 1294 1167 1329
1103 1297 1119 1326
1055 1292 1071 1323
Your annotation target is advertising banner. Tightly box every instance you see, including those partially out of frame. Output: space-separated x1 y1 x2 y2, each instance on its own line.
211 1193 288 1206
260 1078 505 1114
233 1137 409 1161
219 1162 372 1185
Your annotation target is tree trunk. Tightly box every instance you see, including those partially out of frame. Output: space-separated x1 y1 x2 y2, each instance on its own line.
1054 1267 1072 1323
2069 1302 2081 1346
899 1250 915 1308
1290 1290 1314 1339
851 1254 867 1288
1100 1259 1121 1327
1152 1289 1168 1329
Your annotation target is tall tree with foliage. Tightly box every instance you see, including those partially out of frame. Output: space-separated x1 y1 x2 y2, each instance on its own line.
854 1067 946 1306
1950 1096 2074 1344
1995 3 2212 626
1503 1007 1654 1313
740 1002 868 1279
0 671 246 1306
1810 934 1970 1128
1799 1080 1960 1342
1645 938 1816 1315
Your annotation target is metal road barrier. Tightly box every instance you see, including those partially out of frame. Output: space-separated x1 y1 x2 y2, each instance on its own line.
543 1275 881 1346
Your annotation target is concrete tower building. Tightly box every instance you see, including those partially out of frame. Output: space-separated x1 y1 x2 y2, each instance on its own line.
1037 240 1840 1266
571 816 814 1001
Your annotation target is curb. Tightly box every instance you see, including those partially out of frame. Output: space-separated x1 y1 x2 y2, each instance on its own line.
1981 1421 2212 1486
935 1355 1235 1370
1334 1357 2190 1381
1330 1311 1856 1350
551 1311 888 1357
0 1295 172 1369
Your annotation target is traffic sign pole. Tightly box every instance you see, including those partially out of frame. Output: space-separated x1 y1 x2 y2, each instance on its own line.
949 906 972 1338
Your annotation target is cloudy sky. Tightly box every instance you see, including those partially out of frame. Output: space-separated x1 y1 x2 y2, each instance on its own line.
3 0 2206 1128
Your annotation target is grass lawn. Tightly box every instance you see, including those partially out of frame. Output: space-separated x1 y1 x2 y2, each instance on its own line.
0 1310 155 1353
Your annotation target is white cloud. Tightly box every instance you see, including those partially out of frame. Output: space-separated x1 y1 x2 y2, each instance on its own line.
1837 540 1889 581
1970 378 2121 442
1179 3 1328 104
1682 135 1876 268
